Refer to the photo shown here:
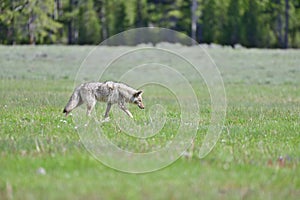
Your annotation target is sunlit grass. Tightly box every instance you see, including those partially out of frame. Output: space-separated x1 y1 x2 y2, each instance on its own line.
0 46 299 199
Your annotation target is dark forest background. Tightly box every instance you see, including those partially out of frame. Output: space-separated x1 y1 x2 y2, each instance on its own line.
0 0 299 48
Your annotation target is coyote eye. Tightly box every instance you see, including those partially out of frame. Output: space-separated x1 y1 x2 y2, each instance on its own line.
135 99 142 104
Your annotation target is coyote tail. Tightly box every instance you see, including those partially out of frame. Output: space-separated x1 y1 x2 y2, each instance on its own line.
63 87 81 115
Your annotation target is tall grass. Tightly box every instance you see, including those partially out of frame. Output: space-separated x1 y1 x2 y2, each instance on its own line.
0 45 299 199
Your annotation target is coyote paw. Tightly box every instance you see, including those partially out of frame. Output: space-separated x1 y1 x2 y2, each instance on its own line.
101 117 110 123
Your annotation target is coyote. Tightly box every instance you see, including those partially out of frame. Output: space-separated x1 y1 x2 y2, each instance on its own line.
63 81 144 120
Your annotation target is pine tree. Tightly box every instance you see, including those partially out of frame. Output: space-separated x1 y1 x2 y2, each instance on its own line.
0 0 62 44
93 0 109 41
0 0 14 44
241 0 261 47
201 0 219 44
223 0 241 46
191 0 198 43
63 0 79 44
284 0 289 48
24 0 62 44
134 0 148 27
78 0 101 44
111 1 129 35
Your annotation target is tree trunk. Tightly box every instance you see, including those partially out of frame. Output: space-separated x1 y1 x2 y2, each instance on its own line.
136 0 142 27
55 0 63 42
8 0 15 44
57 0 63 17
276 0 284 47
284 0 289 49
191 0 198 45
54 0 63 19
68 22 73 44
68 0 74 44
100 0 108 40
28 13 36 45
197 23 203 43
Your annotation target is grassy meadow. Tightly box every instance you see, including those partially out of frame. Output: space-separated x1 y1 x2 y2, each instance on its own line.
0 45 299 199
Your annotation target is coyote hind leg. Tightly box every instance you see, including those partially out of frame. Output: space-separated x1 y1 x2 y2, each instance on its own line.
86 99 96 116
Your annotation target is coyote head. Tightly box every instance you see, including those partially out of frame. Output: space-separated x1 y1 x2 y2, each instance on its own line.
132 90 144 109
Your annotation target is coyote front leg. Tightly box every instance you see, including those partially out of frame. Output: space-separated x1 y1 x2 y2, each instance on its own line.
119 103 133 118
104 103 112 118
101 103 112 123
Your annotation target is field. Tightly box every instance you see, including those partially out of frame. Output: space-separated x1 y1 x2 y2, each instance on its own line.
0 45 299 199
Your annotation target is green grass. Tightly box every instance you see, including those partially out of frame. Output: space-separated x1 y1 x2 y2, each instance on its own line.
0 45 300 199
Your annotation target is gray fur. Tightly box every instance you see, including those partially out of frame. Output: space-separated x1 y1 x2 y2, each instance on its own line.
63 81 144 119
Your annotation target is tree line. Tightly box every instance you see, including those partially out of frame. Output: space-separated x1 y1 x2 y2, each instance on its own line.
0 0 300 48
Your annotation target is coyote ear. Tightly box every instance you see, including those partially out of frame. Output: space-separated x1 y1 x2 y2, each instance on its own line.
134 90 143 97
107 82 114 90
